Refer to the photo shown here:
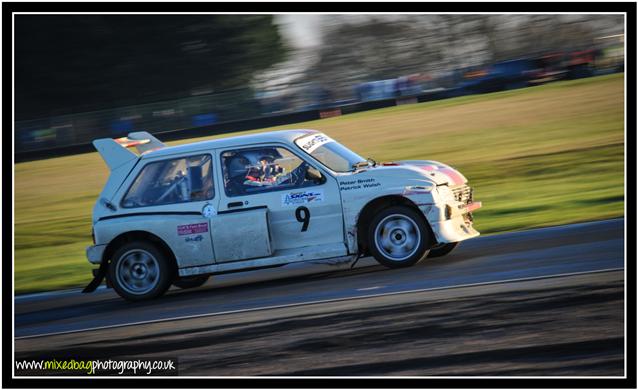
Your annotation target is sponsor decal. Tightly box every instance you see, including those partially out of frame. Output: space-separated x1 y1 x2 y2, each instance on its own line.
201 204 217 218
282 190 324 206
319 108 342 118
177 223 208 236
185 235 204 242
339 178 381 191
396 97 418 105
295 133 334 154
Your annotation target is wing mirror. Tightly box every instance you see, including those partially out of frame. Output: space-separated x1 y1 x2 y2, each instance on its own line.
305 166 325 184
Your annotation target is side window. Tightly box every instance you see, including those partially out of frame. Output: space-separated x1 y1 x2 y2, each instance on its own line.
221 146 318 197
122 154 214 208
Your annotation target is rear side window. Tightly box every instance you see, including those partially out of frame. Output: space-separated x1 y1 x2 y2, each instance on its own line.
122 154 214 208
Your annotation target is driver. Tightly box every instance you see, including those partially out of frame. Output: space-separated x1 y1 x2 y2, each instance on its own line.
254 154 286 184
242 150 288 187
224 151 287 195
225 154 252 195
224 149 311 194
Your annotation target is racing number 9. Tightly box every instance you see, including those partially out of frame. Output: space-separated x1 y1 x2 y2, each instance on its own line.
295 206 310 232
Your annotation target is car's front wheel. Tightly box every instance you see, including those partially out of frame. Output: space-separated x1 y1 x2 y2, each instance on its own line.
368 206 431 268
108 241 174 301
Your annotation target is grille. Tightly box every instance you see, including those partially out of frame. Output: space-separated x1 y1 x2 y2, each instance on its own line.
451 185 473 204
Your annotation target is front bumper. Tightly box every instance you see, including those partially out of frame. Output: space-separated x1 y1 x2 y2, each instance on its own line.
420 201 482 244
429 215 480 243
86 244 107 264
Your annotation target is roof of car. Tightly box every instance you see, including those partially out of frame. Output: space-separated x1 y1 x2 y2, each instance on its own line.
142 129 319 159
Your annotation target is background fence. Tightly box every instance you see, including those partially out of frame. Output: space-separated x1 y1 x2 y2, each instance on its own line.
15 64 623 163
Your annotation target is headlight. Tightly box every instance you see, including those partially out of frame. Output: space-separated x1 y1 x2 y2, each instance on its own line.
403 183 434 195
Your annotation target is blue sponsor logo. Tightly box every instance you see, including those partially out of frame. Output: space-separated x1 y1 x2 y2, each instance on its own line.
283 190 323 206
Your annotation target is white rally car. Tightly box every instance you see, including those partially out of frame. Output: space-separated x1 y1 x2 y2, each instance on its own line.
85 130 481 301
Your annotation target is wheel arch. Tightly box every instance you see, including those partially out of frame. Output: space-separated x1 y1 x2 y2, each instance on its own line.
102 230 178 272
356 195 428 256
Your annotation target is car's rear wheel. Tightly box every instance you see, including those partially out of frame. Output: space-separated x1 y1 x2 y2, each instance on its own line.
173 275 210 290
109 241 173 301
427 242 460 258
368 205 431 268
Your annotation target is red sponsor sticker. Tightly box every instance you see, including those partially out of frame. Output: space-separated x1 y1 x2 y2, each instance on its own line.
177 223 208 235
319 108 342 118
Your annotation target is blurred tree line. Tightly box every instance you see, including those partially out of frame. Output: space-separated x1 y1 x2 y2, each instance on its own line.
16 14 624 121
15 15 287 120
302 14 624 98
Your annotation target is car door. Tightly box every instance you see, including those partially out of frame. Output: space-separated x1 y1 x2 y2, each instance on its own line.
116 152 219 268
215 143 346 261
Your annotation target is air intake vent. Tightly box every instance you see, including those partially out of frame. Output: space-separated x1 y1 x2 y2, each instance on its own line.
451 185 473 204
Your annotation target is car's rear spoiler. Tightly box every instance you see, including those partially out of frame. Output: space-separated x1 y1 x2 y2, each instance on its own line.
93 131 165 171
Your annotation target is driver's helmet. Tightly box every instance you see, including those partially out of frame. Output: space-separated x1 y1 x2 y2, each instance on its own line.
226 154 250 179
242 148 283 166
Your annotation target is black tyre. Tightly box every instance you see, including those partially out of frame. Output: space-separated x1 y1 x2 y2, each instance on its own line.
427 242 460 258
368 205 431 268
108 241 174 301
173 275 210 290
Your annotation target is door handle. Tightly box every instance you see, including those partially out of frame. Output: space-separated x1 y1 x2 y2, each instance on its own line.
227 201 243 208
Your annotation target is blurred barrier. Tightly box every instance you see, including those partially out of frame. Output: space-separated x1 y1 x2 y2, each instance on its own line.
11 88 494 162
15 108 322 162
15 89 259 155
14 67 621 162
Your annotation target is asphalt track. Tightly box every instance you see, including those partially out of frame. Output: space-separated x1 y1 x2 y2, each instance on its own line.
16 218 624 338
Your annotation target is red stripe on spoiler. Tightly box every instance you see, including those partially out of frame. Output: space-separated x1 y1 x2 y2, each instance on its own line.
115 137 150 148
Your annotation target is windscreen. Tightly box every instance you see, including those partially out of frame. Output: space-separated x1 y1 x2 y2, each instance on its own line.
295 133 366 172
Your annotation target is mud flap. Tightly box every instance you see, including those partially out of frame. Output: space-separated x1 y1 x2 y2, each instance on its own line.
350 253 365 269
82 260 109 293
